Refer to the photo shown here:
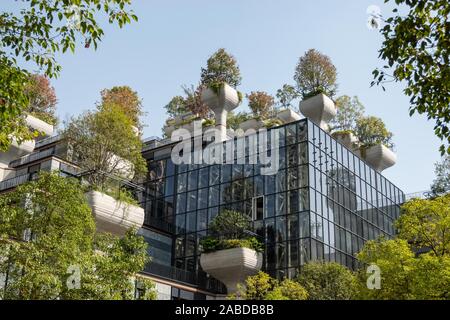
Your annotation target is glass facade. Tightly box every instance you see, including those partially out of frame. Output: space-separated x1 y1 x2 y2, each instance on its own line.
141 119 404 290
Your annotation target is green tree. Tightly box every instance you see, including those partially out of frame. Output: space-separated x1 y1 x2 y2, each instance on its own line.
356 238 416 300
0 172 155 300
247 91 275 120
430 155 450 197
100 86 143 127
355 116 394 149
208 210 251 239
294 49 338 99
265 279 308 300
397 194 450 257
235 272 307 300
329 95 365 133
0 0 138 151
276 84 300 109
227 111 251 130
373 0 450 155
200 48 242 90
297 261 358 300
164 95 189 118
63 103 147 190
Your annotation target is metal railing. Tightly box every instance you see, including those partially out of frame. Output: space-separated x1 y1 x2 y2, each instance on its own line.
35 134 62 149
10 147 56 167
0 173 34 191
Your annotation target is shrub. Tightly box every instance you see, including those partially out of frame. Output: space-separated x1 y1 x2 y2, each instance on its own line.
294 49 338 99
355 116 394 149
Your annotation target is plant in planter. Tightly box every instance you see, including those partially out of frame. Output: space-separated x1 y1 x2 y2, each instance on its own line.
296 49 338 130
199 210 263 294
355 116 396 171
329 95 365 149
247 91 275 120
63 103 147 235
100 86 144 131
227 111 251 130
200 49 243 140
276 84 300 110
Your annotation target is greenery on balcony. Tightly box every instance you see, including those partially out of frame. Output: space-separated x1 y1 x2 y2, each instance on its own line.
200 210 263 253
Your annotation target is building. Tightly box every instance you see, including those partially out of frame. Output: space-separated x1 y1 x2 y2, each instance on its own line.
0 107 405 300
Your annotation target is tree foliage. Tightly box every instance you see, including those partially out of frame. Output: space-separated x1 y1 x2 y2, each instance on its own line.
200 48 242 90
208 210 251 239
100 86 143 127
0 172 155 300
430 155 450 197
0 0 138 151
63 103 147 189
373 0 450 155
276 84 300 109
294 49 338 99
264 279 308 300
355 116 394 149
247 91 275 120
296 261 358 300
24 74 58 125
329 95 365 133
164 95 189 118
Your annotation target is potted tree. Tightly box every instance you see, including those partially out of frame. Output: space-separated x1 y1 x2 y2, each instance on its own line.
355 116 396 172
199 210 263 295
296 49 338 130
329 95 365 151
63 103 148 236
200 49 243 140
240 91 274 131
275 84 302 124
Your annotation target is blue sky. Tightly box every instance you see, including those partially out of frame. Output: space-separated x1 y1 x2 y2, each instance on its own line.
4 0 443 194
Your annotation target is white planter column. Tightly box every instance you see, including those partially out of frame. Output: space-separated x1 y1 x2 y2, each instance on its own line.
299 93 337 131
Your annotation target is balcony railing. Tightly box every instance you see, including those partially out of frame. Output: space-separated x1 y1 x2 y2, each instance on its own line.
10 147 56 167
0 173 35 191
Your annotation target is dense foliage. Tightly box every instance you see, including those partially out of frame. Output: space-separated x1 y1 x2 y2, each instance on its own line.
373 0 450 155
200 48 242 91
276 84 300 110
294 49 338 99
0 0 138 151
100 86 143 127
24 74 58 125
355 116 394 149
63 103 147 190
0 172 155 300
247 91 275 120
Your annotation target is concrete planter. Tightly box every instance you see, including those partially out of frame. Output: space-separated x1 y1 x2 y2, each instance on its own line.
201 84 240 141
276 108 301 124
200 247 263 294
26 114 54 139
239 118 265 132
361 144 397 172
332 131 359 151
85 190 144 236
299 93 336 131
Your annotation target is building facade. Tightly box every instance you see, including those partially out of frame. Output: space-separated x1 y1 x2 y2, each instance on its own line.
140 118 405 297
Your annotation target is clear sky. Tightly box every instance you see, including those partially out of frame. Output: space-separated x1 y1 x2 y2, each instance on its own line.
3 0 443 194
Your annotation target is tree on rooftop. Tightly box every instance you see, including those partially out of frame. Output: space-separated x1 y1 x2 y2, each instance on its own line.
372 0 450 155
0 172 155 300
247 91 275 120
200 48 242 90
0 0 138 151
276 84 300 110
164 95 189 118
329 95 365 133
294 49 338 99
354 116 394 149
63 103 147 190
100 86 144 127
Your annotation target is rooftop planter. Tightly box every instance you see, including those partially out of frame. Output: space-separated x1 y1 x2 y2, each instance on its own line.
275 108 301 124
200 247 263 294
361 144 397 172
85 190 144 236
199 210 263 294
299 93 337 130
